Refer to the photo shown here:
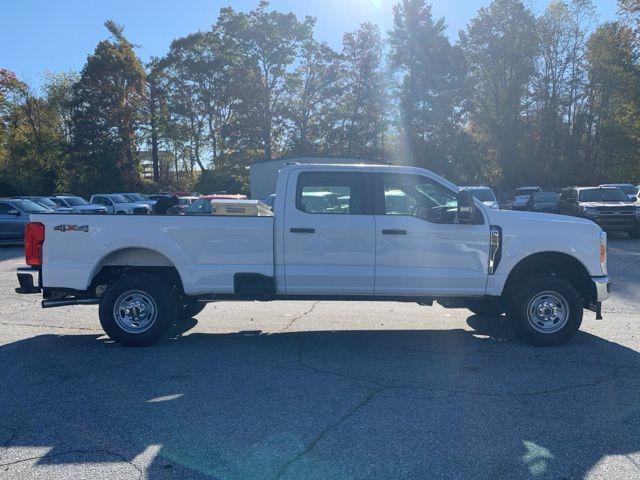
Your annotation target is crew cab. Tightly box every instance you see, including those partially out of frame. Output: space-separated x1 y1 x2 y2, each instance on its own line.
17 164 610 347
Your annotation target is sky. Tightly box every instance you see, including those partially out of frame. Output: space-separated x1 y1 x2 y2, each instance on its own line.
1 0 618 90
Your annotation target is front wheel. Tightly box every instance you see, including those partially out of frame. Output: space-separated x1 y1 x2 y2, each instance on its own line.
507 275 583 346
99 273 177 347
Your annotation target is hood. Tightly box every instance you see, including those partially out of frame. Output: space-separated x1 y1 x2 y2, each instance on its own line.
116 202 149 209
579 201 634 208
76 204 107 211
486 208 597 228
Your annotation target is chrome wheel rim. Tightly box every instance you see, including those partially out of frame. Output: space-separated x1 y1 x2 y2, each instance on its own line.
526 291 569 334
113 290 157 334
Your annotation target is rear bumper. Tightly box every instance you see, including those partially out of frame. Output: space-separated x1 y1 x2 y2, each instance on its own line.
17 266 41 293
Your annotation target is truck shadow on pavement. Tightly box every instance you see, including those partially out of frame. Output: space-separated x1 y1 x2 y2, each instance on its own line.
0 320 639 480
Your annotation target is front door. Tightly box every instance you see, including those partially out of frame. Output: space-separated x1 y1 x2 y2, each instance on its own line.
283 170 375 294
0 202 25 241
373 173 490 296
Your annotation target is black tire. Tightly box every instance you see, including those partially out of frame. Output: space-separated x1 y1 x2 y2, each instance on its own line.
467 299 504 317
507 274 583 346
180 300 206 319
99 273 177 347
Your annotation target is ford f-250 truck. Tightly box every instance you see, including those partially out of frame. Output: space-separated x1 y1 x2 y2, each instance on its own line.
16 164 610 347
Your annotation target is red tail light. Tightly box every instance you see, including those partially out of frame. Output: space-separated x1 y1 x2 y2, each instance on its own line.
25 222 45 266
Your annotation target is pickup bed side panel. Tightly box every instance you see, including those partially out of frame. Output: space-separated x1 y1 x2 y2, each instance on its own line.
33 214 275 296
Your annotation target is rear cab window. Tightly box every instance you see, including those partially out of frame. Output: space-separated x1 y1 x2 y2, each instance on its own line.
295 172 365 215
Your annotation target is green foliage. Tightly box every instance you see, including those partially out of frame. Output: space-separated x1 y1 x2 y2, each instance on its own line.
193 166 249 195
4 0 640 195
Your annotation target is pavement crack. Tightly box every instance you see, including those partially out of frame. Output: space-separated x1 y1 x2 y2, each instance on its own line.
281 302 319 332
274 386 384 480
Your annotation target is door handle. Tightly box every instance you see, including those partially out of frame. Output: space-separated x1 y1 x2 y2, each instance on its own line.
382 229 407 235
290 227 315 234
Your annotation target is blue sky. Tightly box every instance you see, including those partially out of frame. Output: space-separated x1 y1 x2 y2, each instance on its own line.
2 0 618 90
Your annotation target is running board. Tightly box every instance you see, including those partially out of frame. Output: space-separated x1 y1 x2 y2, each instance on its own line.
42 298 100 309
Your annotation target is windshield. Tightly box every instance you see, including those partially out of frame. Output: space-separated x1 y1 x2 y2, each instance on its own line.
63 197 89 206
15 200 50 213
185 198 212 214
30 197 57 207
532 192 559 202
468 188 495 202
110 195 130 204
579 188 628 202
125 193 147 202
517 187 541 195
602 185 636 195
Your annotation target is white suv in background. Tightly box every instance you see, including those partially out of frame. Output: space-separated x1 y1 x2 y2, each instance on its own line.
90 194 151 215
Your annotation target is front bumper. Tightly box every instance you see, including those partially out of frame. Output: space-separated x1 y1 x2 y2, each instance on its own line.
16 266 41 293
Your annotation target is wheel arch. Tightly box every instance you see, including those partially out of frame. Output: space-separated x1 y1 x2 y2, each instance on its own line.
89 247 185 296
503 252 595 305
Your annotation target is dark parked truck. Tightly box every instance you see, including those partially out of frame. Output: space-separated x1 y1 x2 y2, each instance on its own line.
558 187 640 238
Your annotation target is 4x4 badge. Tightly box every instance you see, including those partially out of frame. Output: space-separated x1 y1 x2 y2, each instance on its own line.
54 224 89 232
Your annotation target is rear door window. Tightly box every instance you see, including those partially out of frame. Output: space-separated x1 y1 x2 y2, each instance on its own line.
296 172 365 215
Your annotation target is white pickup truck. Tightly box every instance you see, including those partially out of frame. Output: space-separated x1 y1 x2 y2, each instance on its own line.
17 164 610 347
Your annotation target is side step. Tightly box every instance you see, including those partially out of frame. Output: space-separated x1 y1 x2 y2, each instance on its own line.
42 298 100 309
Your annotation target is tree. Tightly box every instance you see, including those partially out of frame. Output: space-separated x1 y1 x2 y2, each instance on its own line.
585 22 640 181
460 0 538 186
287 39 342 155
389 0 476 181
531 0 596 185
68 20 146 194
334 23 387 161
216 1 313 160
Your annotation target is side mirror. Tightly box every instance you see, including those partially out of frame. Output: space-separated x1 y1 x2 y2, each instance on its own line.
457 190 475 224
8 209 21 216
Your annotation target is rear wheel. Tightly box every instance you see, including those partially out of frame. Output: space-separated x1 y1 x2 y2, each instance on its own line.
507 275 582 346
99 273 177 347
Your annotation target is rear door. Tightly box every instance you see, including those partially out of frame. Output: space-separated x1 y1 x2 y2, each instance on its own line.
373 173 490 296
282 170 375 294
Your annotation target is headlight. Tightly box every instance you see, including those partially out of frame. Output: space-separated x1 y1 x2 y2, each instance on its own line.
583 207 598 217
600 230 607 275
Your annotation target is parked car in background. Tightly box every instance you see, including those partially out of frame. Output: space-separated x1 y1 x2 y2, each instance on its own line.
13 196 74 214
0 198 51 243
511 186 544 211
524 192 560 213
599 183 638 201
114 193 156 207
463 186 499 209
184 194 248 215
558 186 640 238
165 196 200 215
49 196 108 214
90 194 151 215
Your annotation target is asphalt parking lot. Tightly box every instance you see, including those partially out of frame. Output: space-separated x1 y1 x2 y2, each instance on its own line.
0 238 639 480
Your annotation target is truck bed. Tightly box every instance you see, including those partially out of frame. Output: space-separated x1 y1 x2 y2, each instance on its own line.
32 214 275 296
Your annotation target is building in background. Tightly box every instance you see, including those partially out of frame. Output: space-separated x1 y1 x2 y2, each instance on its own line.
249 156 366 200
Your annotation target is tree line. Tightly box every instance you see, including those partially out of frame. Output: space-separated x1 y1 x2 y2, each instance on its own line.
2 0 640 196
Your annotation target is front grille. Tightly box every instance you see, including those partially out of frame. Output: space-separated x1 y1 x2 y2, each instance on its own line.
595 208 636 227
